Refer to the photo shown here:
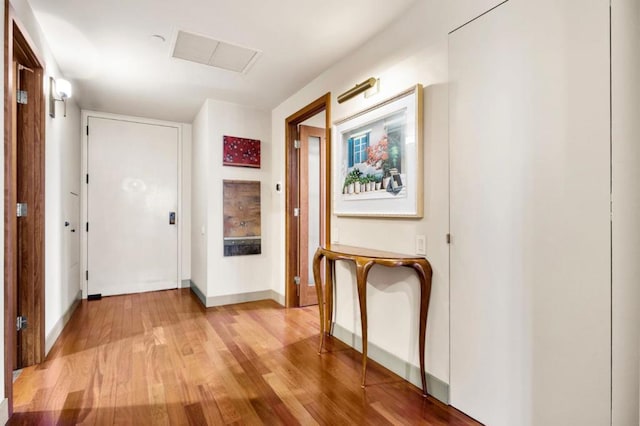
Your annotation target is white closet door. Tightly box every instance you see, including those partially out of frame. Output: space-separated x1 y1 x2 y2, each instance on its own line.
87 117 179 297
65 193 80 296
449 1 610 425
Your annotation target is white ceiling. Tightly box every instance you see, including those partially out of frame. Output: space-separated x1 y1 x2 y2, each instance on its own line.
28 0 418 122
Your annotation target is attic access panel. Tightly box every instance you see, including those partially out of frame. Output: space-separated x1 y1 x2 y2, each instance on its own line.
172 30 260 73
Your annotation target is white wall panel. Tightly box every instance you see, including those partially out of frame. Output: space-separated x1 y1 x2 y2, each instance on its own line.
205 100 272 299
611 0 640 424
449 1 610 424
191 103 209 294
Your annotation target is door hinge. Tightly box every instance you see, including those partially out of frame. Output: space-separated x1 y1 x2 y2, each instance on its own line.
16 203 27 217
294 276 300 296
85 270 88 280
446 233 451 244
16 316 27 331
293 207 300 217
16 90 28 105
86 174 89 184
294 140 301 149
86 222 89 232
86 126 89 135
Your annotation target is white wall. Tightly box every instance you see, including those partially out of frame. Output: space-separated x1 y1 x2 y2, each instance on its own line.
190 99 272 302
204 100 272 299
270 2 638 419
612 0 640 424
47 96 81 350
9 0 82 351
271 0 457 387
449 1 611 424
181 125 192 282
191 102 209 294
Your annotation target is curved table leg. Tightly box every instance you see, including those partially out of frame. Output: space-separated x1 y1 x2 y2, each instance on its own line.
355 259 375 388
313 250 325 354
411 260 432 397
326 259 335 334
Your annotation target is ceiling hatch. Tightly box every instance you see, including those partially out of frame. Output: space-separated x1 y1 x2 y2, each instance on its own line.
171 30 260 73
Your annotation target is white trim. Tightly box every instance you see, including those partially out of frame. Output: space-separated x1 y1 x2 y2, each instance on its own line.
206 290 276 307
0 398 8 425
189 282 285 308
45 291 81 355
81 110 186 298
271 291 285 306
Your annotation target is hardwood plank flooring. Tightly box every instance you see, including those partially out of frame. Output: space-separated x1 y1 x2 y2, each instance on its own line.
10 289 479 425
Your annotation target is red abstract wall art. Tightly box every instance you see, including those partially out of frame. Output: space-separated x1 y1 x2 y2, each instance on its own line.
223 135 261 168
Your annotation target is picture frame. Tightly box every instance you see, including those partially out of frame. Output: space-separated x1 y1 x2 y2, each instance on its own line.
333 84 423 217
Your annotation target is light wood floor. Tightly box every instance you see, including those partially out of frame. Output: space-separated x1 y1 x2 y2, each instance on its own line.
10 289 479 425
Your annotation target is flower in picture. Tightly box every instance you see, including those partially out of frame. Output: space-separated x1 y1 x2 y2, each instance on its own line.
365 136 389 171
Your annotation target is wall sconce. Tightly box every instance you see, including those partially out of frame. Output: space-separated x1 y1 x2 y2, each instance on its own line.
49 77 72 118
337 77 378 104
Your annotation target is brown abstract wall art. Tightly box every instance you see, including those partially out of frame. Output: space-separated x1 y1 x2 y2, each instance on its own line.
223 180 261 256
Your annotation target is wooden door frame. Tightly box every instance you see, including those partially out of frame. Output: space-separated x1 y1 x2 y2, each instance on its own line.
4 2 46 414
284 94 331 308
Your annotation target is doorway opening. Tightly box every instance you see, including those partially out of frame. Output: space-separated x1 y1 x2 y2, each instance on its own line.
285 94 331 307
4 7 47 416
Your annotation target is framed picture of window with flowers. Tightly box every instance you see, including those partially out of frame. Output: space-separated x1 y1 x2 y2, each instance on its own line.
333 84 423 217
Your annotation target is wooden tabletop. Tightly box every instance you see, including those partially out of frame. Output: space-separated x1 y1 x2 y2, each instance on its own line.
320 244 424 260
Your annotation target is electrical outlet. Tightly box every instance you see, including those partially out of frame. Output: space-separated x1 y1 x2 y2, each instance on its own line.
332 226 340 243
415 235 426 255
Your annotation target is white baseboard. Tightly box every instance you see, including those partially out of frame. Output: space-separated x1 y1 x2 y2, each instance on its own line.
206 290 278 307
189 280 207 305
45 291 82 355
271 291 285 306
189 281 285 308
0 398 8 424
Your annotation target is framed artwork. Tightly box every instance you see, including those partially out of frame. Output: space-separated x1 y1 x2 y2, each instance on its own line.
223 135 261 168
223 180 261 256
333 84 423 217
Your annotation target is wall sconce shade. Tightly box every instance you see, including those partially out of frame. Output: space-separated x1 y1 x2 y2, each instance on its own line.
337 77 377 104
49 76 72 118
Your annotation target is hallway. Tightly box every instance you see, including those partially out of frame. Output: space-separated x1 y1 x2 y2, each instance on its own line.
9 289 477 425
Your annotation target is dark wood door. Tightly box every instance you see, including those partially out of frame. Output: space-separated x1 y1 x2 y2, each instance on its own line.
11 49 45 369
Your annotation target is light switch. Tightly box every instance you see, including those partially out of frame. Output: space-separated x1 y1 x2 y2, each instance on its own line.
415 235 426 255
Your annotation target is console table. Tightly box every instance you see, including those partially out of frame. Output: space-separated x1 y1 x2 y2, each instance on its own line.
312 244 433 397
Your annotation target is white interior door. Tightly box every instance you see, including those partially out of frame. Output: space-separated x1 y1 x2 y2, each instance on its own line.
65 192 80 296
87 117 179 297
449 1 610 425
